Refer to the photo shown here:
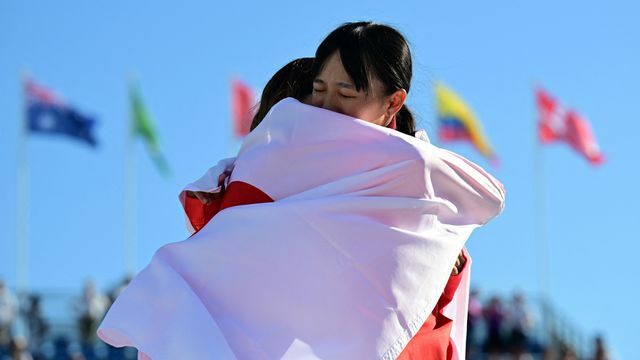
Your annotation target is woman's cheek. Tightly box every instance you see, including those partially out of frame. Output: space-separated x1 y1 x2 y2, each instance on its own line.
355 105 382 124
344 100 368 120
310 93 323 107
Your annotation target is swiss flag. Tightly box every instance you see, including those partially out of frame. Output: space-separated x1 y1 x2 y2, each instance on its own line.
231 79 255 138
536 88 604 165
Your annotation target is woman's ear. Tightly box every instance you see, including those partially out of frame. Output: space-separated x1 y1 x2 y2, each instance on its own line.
387 89 407 118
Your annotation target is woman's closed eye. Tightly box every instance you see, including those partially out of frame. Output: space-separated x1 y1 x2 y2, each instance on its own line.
313 79 326 93
338 88 359 99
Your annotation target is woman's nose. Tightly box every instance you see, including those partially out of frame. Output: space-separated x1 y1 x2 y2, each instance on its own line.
314 92 341 113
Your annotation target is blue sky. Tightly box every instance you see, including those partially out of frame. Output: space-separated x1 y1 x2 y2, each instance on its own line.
1 0 637 357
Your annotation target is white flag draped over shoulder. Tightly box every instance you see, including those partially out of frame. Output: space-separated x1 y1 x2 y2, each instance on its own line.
98 98 505 360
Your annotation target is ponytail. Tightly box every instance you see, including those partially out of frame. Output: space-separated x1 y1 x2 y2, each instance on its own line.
395 104 416 136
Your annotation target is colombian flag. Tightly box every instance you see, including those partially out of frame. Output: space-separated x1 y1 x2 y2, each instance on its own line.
435 83 498 164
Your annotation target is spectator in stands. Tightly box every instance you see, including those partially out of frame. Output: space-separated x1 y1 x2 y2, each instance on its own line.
73 280 108 345
22 295 48 356
505 291 534 358
466 288 484 359
7 336 33 360
559 340 579 360
0 281 18 349
591 334 610 360
483 295 506 358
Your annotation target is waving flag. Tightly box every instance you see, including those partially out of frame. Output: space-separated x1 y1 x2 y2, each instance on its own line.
130 83 171 175
24 78 98 147
536 87 604 165
435 83 497 164
98 99 504 360
231 79 255 138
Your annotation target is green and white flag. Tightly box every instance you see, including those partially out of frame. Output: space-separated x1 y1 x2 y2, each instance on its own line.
130 84 170 176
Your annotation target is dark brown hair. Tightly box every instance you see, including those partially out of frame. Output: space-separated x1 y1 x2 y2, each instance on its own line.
250 57 315 131
312 21 416 135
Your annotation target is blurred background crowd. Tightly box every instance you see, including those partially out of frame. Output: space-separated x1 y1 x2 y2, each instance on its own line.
0 277 612 360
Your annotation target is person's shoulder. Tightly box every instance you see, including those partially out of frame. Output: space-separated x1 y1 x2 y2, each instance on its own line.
414 129 431 144
268 97 303 116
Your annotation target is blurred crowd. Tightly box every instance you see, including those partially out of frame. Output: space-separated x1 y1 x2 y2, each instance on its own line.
0 278 612 360
0 277 134 360
466 289 611 360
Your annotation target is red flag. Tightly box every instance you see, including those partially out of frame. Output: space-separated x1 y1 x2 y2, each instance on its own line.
231 79 255 138
536 88 604 165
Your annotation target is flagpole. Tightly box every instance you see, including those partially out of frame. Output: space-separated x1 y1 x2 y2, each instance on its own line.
16 73 30 293
534 133 550 295
228 77 236 156
123 79 137 276
533 86 552 339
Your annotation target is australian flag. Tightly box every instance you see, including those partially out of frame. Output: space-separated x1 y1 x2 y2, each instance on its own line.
25 79 98 147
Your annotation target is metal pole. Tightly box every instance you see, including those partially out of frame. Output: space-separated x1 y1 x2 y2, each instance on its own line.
533 87 553 344
123 80 137 275
16 73 30 292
